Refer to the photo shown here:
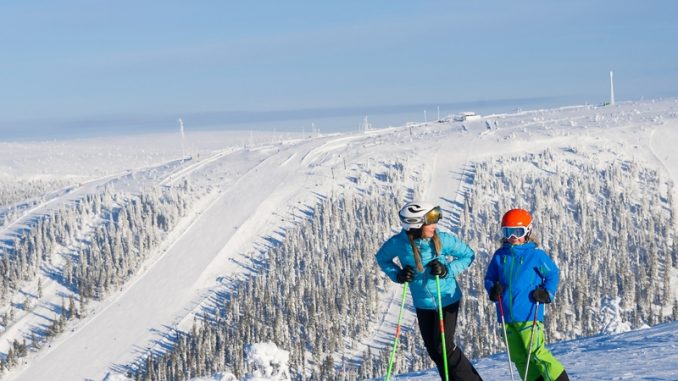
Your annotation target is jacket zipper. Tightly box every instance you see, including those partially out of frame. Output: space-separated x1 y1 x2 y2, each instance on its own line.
508 247 525 322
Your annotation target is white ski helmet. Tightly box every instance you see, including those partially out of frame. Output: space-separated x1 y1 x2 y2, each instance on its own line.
398 201 442 230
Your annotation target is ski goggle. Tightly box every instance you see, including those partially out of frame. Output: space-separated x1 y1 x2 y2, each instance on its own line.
502 226 529 239
423 206 442 225
400 206 443 226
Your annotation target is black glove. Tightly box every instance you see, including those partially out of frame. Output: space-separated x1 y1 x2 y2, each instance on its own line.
489 282 503 302
396 266 415 283
428 259 448 278
531 287 551 303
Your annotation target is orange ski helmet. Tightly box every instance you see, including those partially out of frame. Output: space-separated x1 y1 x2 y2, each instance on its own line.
501 208 533 227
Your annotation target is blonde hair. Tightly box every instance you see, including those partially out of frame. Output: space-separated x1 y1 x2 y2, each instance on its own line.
407 229 442 272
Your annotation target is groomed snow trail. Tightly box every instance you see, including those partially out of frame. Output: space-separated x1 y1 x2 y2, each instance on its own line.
9 139 329 381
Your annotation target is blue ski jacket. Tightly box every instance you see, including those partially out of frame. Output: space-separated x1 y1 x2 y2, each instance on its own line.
375 229 475 310
484 241 560 323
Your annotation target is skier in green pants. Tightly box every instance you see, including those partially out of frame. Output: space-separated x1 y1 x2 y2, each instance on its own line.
484 209 569 381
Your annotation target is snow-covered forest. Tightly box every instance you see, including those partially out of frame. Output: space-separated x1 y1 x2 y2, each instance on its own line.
1 180 202 369
129 191 403 380
0 99 677 380
126 145 677 380
1 177 76 227
460 149 676 338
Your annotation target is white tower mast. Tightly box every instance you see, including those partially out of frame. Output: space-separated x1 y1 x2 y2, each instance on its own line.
361 116 371 133
178 118 185 163
609 71 615 106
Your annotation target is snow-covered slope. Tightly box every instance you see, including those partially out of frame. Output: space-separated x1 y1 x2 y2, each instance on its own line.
185 320 678 380
1 99 677 380
378 319 678 380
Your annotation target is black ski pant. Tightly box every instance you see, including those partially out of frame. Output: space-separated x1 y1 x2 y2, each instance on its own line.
416 302 483 381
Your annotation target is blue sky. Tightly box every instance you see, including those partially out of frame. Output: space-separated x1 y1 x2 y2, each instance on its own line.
2 1 677 138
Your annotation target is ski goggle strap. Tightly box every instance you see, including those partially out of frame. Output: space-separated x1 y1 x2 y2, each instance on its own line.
502 226 529 239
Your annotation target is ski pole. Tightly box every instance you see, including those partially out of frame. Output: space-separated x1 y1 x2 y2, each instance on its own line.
524 301 540 381
435 275 449 381
496 291 516 381
386 282 409 381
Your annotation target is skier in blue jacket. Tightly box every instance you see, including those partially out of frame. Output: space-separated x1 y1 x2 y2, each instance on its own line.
484 208 569 381
376 201 483 381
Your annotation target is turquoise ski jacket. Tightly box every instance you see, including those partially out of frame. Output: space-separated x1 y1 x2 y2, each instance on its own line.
375 229 475 310
484 241 560 323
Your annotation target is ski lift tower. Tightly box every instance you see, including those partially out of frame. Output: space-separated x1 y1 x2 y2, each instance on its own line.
609 70 615 106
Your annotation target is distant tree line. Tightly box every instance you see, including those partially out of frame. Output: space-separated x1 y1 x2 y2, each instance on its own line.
0 177 75 209
0 177 74 227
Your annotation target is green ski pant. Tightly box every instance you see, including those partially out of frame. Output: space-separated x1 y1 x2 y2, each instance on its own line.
504 322 564 381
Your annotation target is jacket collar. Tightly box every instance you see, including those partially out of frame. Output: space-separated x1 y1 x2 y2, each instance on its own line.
502 241 537 254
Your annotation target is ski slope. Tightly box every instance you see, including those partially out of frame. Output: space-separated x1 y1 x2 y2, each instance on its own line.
1 99 677 380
